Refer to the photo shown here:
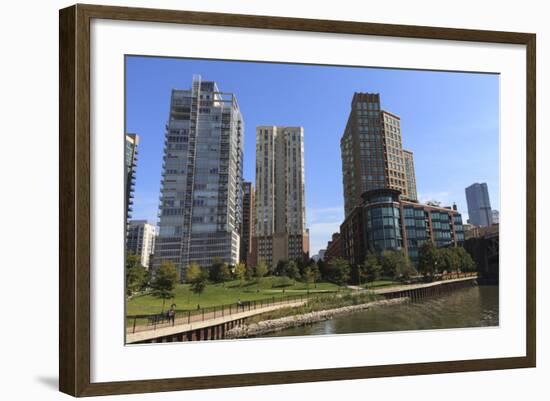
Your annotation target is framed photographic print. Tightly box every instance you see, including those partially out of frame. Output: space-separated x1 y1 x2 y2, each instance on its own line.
59 3 536 397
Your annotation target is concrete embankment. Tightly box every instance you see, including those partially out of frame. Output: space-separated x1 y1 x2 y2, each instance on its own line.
224 298 408 339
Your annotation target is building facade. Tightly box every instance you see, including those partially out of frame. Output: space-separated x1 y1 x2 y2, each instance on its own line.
402 149 418 202
340 93 417 217
240 181 255 267
341 189 465 265
254 126 309 269
153 76 244 277
125 133 139 223
465 182 493 227
323 232 343 262
127 220 156 268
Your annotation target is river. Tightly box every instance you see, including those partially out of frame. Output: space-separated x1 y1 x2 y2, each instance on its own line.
266 285 499 338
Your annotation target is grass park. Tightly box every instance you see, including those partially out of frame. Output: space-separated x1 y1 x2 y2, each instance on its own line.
126 277 343 316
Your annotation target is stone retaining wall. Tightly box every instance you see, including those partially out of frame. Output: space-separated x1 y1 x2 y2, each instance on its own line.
225 298 408 339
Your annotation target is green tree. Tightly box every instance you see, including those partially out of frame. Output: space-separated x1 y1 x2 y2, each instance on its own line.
255 260 268 283
326 257 350 286
274 260 287 276
418 242 440 280
317 259 329 281
151 260 178 312
125 253 148 296
439 248 460 273
303 265 315 290
363 252 382 285
218 263 231 286
208 257 229 284
455 246 477 272
234 262 246 286
285 260 301 281
245 262 255 282
185 262 208 299
310 263 321 288
379 250 400 279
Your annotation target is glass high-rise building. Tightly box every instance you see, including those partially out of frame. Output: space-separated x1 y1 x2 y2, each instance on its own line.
254 126 309 269
153 76 244 277
341 93 417 217
465 182 493 227
125 133 139 223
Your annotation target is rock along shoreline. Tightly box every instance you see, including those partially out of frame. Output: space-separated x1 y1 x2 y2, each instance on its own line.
225 297 409 339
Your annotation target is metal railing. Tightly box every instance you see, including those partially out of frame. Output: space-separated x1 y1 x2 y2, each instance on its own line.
126 294 309 334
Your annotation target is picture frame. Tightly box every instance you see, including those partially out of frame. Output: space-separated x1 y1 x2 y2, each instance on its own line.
59 3 536 397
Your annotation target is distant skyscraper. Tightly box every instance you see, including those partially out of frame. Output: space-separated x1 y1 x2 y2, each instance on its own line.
240 181 255 267
465 183 493 227
127 220 156 268
125 133 139 223
341 93 416 217
254 126 309 269
153 76 244 277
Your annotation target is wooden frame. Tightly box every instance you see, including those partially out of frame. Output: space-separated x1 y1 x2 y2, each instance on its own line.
59 3 536 397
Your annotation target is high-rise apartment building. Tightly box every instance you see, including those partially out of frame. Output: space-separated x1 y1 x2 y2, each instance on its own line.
341 93 417 217
403 149 418 202
125 133 139 223
153 76 244 277
465 183 493 227
127 220 156 268
254 126 309 269
240 181 255 267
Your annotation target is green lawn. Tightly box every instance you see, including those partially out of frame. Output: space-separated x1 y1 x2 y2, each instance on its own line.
361 279 401 289
126 277 342 316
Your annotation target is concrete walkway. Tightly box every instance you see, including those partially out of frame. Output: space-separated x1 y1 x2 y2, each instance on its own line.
126 299 306 344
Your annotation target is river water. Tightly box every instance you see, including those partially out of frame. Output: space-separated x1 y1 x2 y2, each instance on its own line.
266 285 499 338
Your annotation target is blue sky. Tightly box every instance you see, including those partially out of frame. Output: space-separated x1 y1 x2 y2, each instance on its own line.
126 56 500 256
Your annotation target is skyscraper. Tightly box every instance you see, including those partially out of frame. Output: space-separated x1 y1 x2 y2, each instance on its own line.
465 182 493 227
125 133 139 223
254 126 309 269
153 76 244 277
240 181 255 267
341 93 417 217
403 149 418 202
127 220 156 268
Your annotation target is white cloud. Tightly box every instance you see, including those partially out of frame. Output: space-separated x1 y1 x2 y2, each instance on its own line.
306 206 344 256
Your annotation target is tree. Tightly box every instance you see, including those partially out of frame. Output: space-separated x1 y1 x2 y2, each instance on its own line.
125 253 148 296
151 260 178 312
326 257 350 286
234 262 246 287
303 265 315 290
379 250 410 279
245 262 255 282
285 260 301 281
274 260 287 276
255 260 268 283
455 246 477 272
317 259 329 281
185 262 208 299
439 248 460 273
218 263 231 286
363 252 382 285
208 257 230 284
418 242 440 280
310 263 321 288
